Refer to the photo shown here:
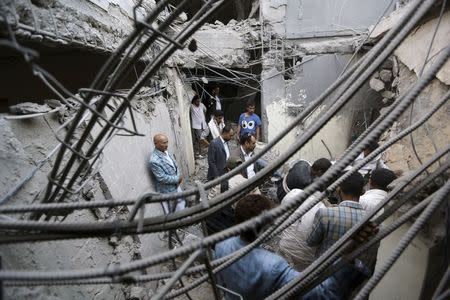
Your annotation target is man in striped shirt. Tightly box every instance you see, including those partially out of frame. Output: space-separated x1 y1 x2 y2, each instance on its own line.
306 172 370 298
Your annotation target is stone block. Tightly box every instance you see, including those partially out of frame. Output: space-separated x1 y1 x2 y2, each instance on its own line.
380 69 393 83
370 77 385 92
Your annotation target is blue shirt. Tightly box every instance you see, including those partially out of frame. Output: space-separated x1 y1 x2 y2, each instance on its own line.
238 113 261 137
214 237 299 300
214 237 360 300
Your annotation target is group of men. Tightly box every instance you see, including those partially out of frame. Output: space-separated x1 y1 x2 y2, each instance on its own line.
215 162 396 299
190 86 262 157
148 84 398 298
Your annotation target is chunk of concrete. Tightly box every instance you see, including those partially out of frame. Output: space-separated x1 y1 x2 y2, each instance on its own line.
382 91 395 99
370 78 385 92
380 69 392 83
9 102 51 115
130 287 144 300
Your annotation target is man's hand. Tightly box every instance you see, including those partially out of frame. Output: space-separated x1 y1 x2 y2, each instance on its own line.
352 222 379 244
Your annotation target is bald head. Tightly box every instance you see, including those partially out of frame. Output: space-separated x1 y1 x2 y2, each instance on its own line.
154 134 169 152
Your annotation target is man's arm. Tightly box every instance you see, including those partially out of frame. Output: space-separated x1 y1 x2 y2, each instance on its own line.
149 161 179 185
207 142 220 179
256 126 260 141
306 209 325 247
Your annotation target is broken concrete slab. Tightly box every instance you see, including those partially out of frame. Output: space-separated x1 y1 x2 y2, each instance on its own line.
379 69 392 83
9 102 52 115
370 77 385 92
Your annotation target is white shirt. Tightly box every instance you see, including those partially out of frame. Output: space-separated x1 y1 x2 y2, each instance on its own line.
220 136 230 160
354 152 388 176
163 151 175 169
360 189 387 220
241 146 255 178
279 189 326 271
190 103 207 130
208 118 225 139
214 95 222 111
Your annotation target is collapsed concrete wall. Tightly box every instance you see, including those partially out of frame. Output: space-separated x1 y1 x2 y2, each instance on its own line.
2 0 157 51
366 6 450 300
259 0 386 162
0 66 195 299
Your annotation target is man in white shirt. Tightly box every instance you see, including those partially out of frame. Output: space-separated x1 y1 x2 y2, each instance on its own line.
208 110 225 139
360 168 396 220
190 95 209 157
211 85 222 111
354 141 388 178
278 163 331 271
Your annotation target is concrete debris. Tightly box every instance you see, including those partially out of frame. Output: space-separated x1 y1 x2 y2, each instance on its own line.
44 99 62 109
379 69 392 83
129 287 144 300
9 102 52 115
369 77 385 92
381 90 395 99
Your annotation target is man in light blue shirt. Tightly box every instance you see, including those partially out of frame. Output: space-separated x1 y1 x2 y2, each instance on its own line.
214 194 298 300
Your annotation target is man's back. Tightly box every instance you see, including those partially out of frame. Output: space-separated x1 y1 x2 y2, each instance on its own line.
307 201 365 256
215 236 298 300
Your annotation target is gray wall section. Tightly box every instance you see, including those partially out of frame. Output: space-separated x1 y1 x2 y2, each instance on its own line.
286 0 395 38
286 54 351 104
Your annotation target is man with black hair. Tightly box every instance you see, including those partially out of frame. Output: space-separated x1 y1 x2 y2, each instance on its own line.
354 140 388 177
306 171 370 299
311 158 332 179
360 168 396 219
215 194 298 300
215 193 375 300
237 100 261 141
207 125 235 188
231 133 262 179
208 110 225 139
190 94 209 157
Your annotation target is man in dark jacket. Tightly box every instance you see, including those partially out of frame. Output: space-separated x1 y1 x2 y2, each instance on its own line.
207 124 235 187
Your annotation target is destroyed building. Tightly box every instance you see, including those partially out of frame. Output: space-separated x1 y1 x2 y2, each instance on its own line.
0 0 449 299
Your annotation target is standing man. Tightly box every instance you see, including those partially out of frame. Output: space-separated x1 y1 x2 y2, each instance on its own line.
231 133 261 179
360 168 396 220
206 85 222 120
237 100 261 141
149 133 185 214
210 85 222 111
208 110 225 139
207 124 234 190
190 95 209 158
306 171 369 298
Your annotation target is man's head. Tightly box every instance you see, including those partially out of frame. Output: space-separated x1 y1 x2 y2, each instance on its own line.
370 168 396 191
240 134 257 154
154 134 169 152
213 110 224 124
221 124 235 142
337 171 364 202
191 95 200 106
285 160 312 191
311 158 332 178
235 194 274 242
245 100 256 115
226 155 243 171
212 86 220 96
364 141 379 157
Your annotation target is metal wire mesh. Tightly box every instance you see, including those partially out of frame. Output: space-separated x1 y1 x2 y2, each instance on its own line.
0 0 449 299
